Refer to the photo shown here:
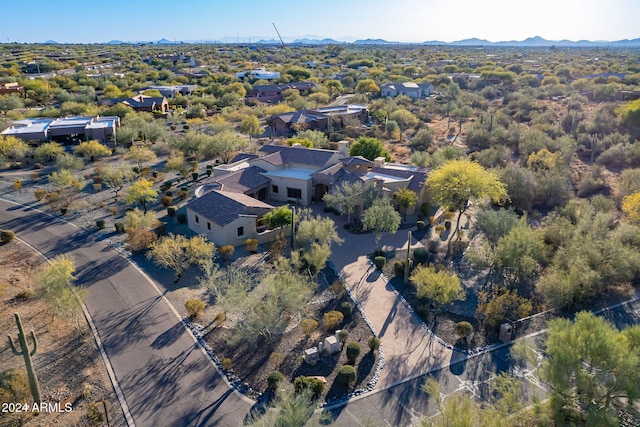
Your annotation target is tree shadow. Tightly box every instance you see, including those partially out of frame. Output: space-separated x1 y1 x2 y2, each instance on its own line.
356 352 375 384
449 351 467 376
151 321 186 349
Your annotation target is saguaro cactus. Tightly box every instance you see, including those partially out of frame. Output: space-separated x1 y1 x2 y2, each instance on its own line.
404 231 413 283
8 313 41 403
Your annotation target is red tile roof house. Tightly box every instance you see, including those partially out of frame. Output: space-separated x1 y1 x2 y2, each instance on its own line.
0 82 25 97
186 142 430 246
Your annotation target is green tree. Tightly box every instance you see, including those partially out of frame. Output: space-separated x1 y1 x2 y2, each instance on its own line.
124 145 157 171
389 109 419 140
123 208 160 230
73 140 111 162
0 135 30 164
99 165 136 199
355 78 380 95
394 188 418 221
426 160 507 248
362 199 401 249
536 312 640 425
147 234 215 282
125 178 158 213
239 115 262 140
0 95 24 114
323 180 382 224
55 153 84 171
477 287 532 328
33 142 64 162
410 265 464 313
36 254 87 332
48 169 85 208
295 129 329 148
492 218 547 285
295 214 343 249
263 205 293 230
349 136 390 161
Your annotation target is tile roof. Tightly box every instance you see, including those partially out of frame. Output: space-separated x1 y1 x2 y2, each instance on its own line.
370 166 429 193
187 190 274 226
339 156 374 166
259 144 337 167
210 166 270 194
229 153 259 163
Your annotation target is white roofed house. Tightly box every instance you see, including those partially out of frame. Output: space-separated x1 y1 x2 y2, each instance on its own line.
380 82 434 99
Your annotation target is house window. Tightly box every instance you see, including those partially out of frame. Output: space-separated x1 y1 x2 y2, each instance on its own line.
272 185 279 194
195 215 199 224
287 188 302 199
207 222 211 230
237 226 244 237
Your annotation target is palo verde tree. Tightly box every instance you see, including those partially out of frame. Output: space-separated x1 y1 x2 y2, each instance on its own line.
99 164 136 200
426 159 507 250
73 140 112 162
33 142 64 163
362 199 401 249
125 178 158 213
124 145 157 171
410 265 464 315
147 233 215 282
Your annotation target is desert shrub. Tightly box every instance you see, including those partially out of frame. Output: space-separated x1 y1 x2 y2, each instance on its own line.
413 248 429 265
455 321 474 340
374 256 386 269
1 230 15 243
267 371 284 390
15 288 35 301
394 261 406 277
221 358 233 370
185 299 205 318
346 342 361 364
167 206 177 217
301 318 318 336
161 195 172 207
368 336 381 352
215 312 226 326
244 238 258 252
34 189 48 201
86 402 103 425
340 301 354 317
126 228 157 252
435 225 446 235
417 220 425 230
328 280 345 298
337 365 357 385
0 369 30 402
115 222 125 233
219 245 234 261
337 329 349 344
179 189 188 199
96 219 106 229
324 310 344 331
269 352 284 366
444 211 455 221
177 213 186 223
108 206 118 215
294 376 324 398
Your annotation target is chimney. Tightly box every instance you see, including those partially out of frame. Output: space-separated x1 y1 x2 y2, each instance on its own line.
374 156 386 168
338 140 349 157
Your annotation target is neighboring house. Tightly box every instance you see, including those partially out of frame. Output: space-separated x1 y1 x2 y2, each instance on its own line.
267 104 370 136
0 82 24 97
236 67 280 81
186 190 278 247
380 82 434 99
1 116 120 145
145 85 197 98
247 82 316 103
103 95 169 113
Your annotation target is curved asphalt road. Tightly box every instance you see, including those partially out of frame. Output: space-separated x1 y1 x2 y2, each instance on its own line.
0 199 252 427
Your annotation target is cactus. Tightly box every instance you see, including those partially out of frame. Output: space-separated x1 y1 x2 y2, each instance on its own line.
8 313 41 403
404 231 413 283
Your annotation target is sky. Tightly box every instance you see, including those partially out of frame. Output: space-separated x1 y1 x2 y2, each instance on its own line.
2 0 639 44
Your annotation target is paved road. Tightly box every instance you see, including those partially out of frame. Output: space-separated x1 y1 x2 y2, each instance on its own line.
0 199 253 427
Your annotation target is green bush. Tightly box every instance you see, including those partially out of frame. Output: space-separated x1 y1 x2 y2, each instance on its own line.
394 261 405 277
179 189 188 199
413 248 429 265
218 245 235 261
161 195 173 207
374 256 386 269
0 230 15 243
337 329 349 344
455 321 473 340
0 368 31 402
115 222 125 233
15 288 35 301
294 376 324 398
221 357 232 370
96 219 106 229
165 190 173 196
301 318 318 336
177 213 186 223
192 172 199 181
417 220 425 230
185 299 205 318
420 202 430 217
337 365 356 385
267 371 284 390
346 342 361 364
167 206 177 217
34 189 48 201
340 301 354 317
368 336 381 352
324 310 344 331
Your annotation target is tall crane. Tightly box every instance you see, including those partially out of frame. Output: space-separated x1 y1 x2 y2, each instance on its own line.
272 22 286 51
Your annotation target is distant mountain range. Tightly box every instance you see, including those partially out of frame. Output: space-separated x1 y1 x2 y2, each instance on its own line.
54 35 640 47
